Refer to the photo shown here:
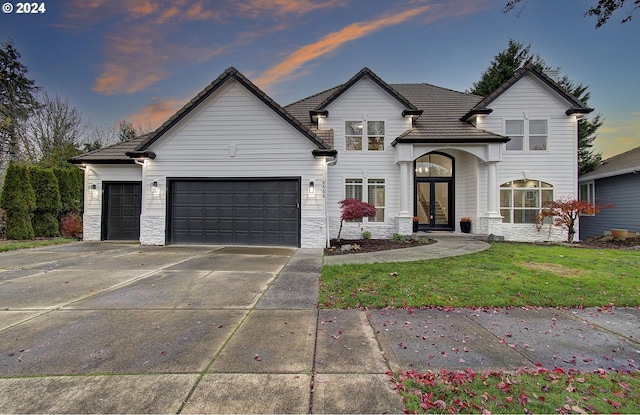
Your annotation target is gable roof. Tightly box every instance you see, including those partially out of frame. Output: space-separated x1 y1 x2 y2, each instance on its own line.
285 81 507 145
70 67 333 164
579 146 640 181
461 63 593 121
312 67 421 116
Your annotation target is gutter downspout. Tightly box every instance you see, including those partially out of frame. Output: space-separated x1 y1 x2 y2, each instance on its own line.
324 155 338 248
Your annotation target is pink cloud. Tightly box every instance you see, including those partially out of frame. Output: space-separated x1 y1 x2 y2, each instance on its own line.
128 98 187 130
254 6 431 88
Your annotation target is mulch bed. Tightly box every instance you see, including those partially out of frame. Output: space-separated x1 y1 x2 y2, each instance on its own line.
324 237 434 256
323 236 640 256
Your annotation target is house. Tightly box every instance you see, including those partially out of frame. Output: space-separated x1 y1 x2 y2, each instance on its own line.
578 146 640 239
70 64 592 248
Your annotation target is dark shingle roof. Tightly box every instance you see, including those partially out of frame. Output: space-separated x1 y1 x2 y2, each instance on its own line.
580 146 640 180
462 63 593 120
284 81 507 145
69 135 149 164
70 67 332 164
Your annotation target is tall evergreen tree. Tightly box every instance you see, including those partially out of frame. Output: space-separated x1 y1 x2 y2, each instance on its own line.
0 40 39 166
470 39 602 175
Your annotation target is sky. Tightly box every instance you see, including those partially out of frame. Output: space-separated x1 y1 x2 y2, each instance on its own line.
1 0 639 159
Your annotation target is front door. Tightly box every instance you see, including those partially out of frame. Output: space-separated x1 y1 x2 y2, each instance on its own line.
415 152 454 231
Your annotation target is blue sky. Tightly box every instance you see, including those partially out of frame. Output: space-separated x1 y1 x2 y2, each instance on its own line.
2 0 639 158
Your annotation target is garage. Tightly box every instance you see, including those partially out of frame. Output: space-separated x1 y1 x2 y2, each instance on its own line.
169 178 300 246
102 182 142 241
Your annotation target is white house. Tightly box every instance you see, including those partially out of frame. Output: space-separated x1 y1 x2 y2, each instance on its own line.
70 65 592 248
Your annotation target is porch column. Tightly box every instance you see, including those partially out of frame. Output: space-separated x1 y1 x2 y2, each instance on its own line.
486 161 500 217
399 160 410 214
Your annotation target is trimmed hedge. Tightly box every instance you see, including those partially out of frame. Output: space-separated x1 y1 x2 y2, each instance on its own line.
30 167 62 237
1 164 83 240
0 163 36 240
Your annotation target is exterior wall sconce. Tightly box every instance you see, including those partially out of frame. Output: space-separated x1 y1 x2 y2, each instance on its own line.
89 184 98 197
151 181 160 195
308 181 315 195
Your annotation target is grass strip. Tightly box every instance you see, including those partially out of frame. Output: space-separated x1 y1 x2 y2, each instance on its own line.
321 243 640 308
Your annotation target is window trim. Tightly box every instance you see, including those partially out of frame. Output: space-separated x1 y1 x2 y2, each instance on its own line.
345 120 385 152
343 177 386 223
500 179 554 224
579 180 596 215
504 119 549 153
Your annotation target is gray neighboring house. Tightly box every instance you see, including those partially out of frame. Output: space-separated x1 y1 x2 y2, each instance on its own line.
578 146 640 239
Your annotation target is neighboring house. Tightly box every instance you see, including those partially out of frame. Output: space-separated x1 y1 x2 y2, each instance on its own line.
578 146 640 239
70 64 592 248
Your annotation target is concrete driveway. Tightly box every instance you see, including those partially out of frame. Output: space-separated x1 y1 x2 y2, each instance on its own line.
0 242 400 414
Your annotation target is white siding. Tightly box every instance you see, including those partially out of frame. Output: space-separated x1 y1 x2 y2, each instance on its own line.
478 73 578 241
140 79 326 247
320 78 412 239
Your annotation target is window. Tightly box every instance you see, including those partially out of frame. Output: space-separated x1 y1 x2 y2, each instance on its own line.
500 180 553 223
367 179 385 222
529 120 547 150
579 181 595 215
505 119 548 152
345 120 385 151
505 120 524 151
344 178 385 223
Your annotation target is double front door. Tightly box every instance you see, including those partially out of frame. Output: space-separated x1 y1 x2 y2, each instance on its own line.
415 152 454 231
416 181 452 230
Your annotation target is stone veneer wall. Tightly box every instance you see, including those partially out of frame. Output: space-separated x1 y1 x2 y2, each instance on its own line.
82 214 102 241
140 215 166 245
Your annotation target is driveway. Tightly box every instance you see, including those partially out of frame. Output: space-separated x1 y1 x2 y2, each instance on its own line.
0 242 400 414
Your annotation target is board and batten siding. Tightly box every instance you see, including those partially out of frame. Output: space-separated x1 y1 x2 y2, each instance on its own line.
83 165 141 241
319 78 411 239
478 74 579 241
579 174 640 239
140 79 326 247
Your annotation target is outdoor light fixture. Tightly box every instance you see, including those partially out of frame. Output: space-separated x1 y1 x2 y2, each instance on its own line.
308 181 315 194
89 184 98 198
151 181 160 195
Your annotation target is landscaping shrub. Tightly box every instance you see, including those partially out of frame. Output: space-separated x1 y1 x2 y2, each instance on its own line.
30 167 62 237
60 210 83 239
0 163 35 240
53 167 83 217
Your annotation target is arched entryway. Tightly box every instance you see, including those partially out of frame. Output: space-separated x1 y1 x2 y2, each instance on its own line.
415 152 454 231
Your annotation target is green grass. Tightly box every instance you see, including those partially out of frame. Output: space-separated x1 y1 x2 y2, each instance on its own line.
0 237 77 252
395 368 640 414
320 243 640 308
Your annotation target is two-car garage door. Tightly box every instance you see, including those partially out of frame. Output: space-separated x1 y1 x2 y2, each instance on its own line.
169 178 300 246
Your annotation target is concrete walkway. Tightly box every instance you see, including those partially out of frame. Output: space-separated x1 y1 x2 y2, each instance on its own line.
0 237 638 414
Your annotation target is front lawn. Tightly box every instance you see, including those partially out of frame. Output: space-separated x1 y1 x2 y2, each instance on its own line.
320 243 640 308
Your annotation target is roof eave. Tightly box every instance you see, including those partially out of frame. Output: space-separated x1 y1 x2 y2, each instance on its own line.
125 150 157 160
460 108 493 122
391 137 510 146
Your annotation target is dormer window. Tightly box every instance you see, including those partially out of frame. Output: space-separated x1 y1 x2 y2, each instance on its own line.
345 120 385 151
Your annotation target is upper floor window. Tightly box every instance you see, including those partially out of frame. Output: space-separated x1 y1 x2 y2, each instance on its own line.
500 179 553 223
345 120 385 151
505 119 548 151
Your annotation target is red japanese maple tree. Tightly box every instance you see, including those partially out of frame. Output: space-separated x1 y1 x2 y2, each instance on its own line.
536 196 613 242
336 198 376 242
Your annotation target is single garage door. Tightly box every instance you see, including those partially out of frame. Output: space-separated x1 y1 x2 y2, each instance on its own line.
169 178 300 246
103 182 142 240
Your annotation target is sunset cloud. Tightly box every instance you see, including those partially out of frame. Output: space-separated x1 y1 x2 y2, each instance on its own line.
254 5 431 88
237 0 345 18
128 98 187 130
